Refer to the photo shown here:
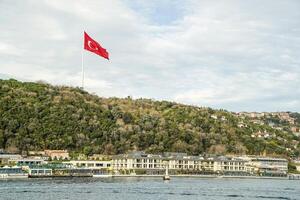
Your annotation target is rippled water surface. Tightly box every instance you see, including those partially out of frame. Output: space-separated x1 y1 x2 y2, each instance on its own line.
0 177 299 200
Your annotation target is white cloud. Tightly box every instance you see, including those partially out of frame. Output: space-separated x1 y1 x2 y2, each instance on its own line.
0 42 24 56
0 0 300 111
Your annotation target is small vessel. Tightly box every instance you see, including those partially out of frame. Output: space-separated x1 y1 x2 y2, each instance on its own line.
91 169 114 178
163 164 170 180
93 173 113 178
0 166 28 179
163 175 170 180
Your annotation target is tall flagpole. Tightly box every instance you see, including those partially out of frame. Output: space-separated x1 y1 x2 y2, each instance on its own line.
81 32 84 90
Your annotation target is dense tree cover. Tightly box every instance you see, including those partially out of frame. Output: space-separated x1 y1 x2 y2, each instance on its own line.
0 79 299 157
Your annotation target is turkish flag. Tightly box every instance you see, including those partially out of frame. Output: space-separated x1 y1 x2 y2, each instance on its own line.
84 32 109 60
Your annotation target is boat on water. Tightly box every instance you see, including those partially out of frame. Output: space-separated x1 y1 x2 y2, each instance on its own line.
0 174 28 179
0 166 28 179
93 174 113 178
163 163 170 180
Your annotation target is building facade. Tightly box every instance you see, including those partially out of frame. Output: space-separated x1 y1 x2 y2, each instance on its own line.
0 154 22 165
248 157 288 176
112 152 288 176
68 160 111 169
44 150 70 160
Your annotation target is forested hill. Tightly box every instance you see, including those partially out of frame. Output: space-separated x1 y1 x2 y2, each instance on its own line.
0 79 299 158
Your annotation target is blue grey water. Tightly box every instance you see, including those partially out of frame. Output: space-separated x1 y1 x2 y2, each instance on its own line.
0 177 299 200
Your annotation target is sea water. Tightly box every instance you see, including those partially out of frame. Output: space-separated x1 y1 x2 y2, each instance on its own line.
0 177 299 200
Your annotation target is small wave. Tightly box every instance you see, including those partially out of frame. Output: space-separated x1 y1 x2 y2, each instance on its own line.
14 190 47 193
227 194 244 198
284 188 295 191
141 191 157 195
75 190 92 193
255 196 291 200
180 192 196 196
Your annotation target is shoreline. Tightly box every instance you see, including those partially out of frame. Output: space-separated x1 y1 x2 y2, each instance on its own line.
110 174 289 180
2 174 297 180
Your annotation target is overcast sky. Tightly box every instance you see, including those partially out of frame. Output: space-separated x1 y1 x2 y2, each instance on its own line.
0 0 300 112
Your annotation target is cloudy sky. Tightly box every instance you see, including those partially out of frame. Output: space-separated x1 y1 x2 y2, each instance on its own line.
1 0 300 112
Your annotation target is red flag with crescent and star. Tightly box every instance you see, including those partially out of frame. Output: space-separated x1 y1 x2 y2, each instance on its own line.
84 32 109 60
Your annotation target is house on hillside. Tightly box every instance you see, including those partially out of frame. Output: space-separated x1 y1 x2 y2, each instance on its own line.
44 150 69 160
0 154 22 165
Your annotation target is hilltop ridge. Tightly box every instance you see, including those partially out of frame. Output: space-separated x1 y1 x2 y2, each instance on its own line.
0 79 299 158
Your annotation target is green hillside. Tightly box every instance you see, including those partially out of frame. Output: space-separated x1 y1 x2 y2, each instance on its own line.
0 79 299 157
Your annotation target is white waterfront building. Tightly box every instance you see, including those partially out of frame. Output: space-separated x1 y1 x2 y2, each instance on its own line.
213 156 247 173
64 160 112 176
112 152 239 174
67 160 111 169
111 152 288 176
249 157 288 176
112 152 164 171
